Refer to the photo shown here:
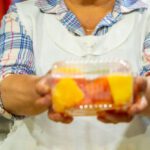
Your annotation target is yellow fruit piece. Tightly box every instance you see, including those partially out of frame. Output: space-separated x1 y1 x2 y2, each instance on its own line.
54 67 82 74
52 78 84 112
107 74 133 106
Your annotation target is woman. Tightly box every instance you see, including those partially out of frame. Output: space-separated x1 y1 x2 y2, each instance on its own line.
0 0 150 149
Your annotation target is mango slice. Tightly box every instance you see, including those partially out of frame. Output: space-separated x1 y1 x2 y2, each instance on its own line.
107 74 133 106
52 78 84 112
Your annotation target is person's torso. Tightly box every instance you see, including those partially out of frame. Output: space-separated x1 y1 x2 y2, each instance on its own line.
15 1 150 149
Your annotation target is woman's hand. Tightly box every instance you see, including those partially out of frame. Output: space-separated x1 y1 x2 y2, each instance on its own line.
39 75 73 123
97 76 150 124
0 74 73 123
0 74 51 116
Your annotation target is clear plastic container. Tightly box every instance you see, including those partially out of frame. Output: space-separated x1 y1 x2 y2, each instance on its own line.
50 59 133 116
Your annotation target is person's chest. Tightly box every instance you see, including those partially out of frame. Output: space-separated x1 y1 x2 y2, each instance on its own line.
32 11 147 76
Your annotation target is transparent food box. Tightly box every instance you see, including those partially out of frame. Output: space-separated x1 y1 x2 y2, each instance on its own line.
50 59 133 116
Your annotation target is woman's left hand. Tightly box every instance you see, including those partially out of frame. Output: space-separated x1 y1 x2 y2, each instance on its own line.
97 76 150 124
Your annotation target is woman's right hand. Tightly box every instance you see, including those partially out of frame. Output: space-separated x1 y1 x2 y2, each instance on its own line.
0 74 73 123
0 74 51 116
38 73 73 124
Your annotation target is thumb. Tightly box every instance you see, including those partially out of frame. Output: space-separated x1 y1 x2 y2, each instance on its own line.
36 75 51 95
134 76 147 94
128 96 148 115
128 77 148 115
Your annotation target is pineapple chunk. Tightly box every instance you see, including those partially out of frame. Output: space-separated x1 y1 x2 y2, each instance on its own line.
107 74 133 106
52 78 84 112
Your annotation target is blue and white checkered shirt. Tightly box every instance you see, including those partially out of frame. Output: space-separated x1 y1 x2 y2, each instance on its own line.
0 0 150 79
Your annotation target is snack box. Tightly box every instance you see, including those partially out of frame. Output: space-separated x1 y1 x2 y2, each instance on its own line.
50 59 133 116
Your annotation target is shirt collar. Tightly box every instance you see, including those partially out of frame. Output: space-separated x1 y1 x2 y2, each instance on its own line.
36 0 148 14
36 0 67 15
35 0 148 36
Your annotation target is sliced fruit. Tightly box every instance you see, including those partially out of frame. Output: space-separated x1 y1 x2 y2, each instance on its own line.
52 78 84 112
107 73 133 106
83 77 113 103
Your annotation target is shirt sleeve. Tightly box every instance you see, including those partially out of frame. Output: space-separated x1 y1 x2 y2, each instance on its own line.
0 4 36 80
140 32 150 76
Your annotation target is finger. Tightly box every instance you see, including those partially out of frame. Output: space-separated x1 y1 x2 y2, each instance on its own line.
36 94 51 108
26 95 51 116
48 108 64 122
61 113 73 124
48 109 73 124
48 112 64 122
106 112 132 123
134 76 147 92
48 112 73 124
97 111 133 124
128 96 148 115
36 76 51 95
97 115 112 124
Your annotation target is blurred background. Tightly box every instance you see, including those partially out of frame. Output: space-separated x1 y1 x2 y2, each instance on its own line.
0 0 26 21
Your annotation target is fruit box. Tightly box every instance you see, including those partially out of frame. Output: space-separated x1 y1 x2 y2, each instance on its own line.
50 59 133 116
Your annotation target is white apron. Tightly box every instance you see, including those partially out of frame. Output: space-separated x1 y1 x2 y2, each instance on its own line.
1 0 150 149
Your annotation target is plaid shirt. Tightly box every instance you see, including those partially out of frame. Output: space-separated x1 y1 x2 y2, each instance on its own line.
0 0 150 80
